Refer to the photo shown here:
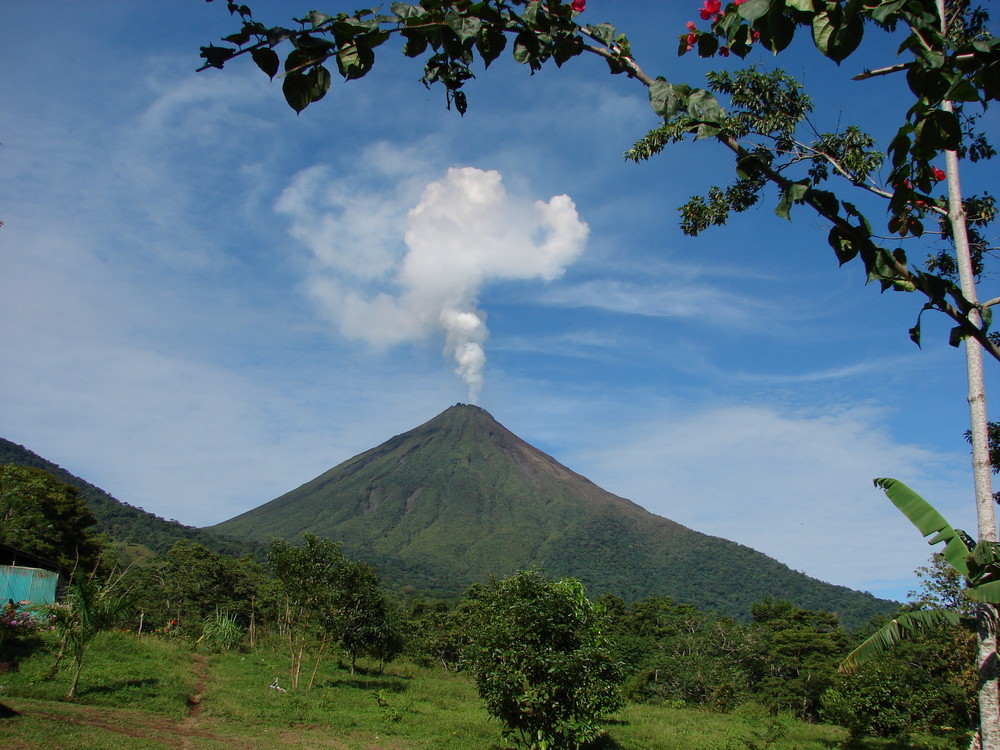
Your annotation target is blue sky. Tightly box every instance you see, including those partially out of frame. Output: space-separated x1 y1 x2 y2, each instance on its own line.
2 1 997 602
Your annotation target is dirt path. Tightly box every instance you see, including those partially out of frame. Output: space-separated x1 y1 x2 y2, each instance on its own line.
1 653 406 749
2 652 256 749
178 652 211 748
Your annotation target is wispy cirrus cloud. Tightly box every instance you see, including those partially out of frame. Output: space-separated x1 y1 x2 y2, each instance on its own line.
567 401 969 600
536 277 781 329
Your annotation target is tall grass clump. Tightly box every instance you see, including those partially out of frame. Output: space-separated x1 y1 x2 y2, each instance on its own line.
199 611 243 653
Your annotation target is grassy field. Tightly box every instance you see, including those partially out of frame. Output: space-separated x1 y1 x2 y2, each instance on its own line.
0 632 960 749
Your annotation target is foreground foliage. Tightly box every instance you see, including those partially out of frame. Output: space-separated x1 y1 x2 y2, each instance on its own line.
463 570 624 748
0 628 857 749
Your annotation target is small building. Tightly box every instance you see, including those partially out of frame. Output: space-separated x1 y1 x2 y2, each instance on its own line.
0 543 64 605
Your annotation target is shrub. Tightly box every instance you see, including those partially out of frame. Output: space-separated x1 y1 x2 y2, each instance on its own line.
463 569 624 749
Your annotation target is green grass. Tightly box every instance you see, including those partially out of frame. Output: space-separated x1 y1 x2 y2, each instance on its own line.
1 631 194 715
0 632 965 749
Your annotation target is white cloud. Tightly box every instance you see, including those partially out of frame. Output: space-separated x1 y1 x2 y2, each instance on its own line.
568 402 972 600
539 277 780 329
277 163 590 402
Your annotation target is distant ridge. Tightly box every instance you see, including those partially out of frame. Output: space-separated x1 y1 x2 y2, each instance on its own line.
211 404 895 627
0 437 257 560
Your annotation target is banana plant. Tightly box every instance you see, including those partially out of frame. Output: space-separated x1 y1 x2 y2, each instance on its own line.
838 478 1000 674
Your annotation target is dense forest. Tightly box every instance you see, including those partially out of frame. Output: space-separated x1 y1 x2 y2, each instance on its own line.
0 463 978 747
0 438 258 560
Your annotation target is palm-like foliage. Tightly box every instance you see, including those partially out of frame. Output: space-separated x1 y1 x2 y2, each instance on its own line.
875 478 1000 604
837 478 1000 674
48 571 135 700
839 609 963 674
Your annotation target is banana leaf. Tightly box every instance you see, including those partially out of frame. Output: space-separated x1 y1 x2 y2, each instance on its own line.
874 478 971 576
838 608 963 673
965 544 1000 602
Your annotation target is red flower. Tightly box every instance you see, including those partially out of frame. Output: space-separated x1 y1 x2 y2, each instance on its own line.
570 0 586 11
686 32 698 51
932 166 946 182
719 45 731 56
686 21 697 31
751 29 760 41
734 0 748 4
699 0 722 20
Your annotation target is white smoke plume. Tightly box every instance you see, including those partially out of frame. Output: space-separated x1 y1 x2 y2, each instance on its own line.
277 161 589 402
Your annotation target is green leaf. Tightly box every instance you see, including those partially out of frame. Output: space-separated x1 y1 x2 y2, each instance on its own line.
775 182 808 221
587 23 617 47
763 13 796 53
282 71 313 113
811 8 862 63
915 109 962 151
446 11 482 42
695 122 722 140
811 11 835 56
946 78 981 103
686 89 723 123
200 44 237 69
838 609 962 674
477 27 507 68
809 188 838 217
785 0 814 10
909 316 922 347
402 29 429 58
310 64 332 100
873 478 971 576
949 325 967 348
390 2 424 19
737 0 772 23
553 31 584 67
285 48 324 73
870 0 907 24
250 47 280 80
513 31 534 65
337 41 375 80
969 580 1000 603
649 80 681 119
307 11 332 27
224 29 253 46
828 226 857 265
697 33 719 57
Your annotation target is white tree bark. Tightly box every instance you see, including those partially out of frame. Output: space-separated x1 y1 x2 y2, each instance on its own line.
934 7 998 746
940 89 1000 750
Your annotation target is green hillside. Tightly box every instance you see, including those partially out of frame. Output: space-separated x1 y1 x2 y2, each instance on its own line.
210 404 895 627
0 437 257 560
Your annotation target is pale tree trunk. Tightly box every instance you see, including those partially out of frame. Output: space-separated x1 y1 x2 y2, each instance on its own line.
933 9 998 748
938 82 1000 750
307 630 328 690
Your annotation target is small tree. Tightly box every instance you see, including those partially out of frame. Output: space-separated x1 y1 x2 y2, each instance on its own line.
463 569 624 749
137 540 265 634
47 571 135 700
268 534 400 687
332 559 403 675
267 533 345 690
746 598 849 721
825 553 976 744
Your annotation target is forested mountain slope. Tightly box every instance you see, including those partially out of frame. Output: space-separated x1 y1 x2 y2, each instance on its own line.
0 437 256 559
211 404 894 627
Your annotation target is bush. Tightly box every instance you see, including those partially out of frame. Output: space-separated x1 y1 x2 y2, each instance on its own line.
463 569 624 749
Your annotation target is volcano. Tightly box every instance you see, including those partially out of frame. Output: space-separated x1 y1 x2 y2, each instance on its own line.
209 404 893 626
